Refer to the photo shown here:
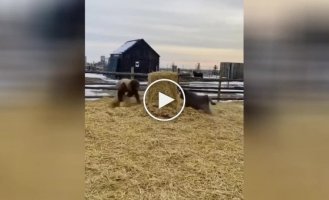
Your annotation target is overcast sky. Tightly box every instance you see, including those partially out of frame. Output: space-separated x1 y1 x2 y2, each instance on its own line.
86 0 243 69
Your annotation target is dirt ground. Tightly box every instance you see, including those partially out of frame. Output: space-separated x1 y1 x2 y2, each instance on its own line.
85 98 243 199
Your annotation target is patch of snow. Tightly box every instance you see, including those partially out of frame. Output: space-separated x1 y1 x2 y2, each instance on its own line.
85 73 107 79
221 89 244 92
195 92 217 97
85 73 119 83
221 81 244 87
140 81 148 85
220 100 234 103
220 100 244 103
86 85 113 88
189 82 218 85
187 81 244 88
85 89 109 97
85 98 101 101
204 75 220 79
112 40 137 54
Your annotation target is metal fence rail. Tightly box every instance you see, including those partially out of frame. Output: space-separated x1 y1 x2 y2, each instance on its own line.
85 71 244 101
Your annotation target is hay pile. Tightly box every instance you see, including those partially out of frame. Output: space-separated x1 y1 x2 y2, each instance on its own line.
148 71 179 83
145 72 182 119
85 98 244 199
110 95 137 108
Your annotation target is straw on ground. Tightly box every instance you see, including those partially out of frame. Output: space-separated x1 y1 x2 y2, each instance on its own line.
85 99 243 199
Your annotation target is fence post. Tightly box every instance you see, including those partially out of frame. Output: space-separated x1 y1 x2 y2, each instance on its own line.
131 66 134 79
177 68 181 84
217 75 221 102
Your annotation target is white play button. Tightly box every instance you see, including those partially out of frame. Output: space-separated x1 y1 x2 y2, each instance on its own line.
143 79 186 122
158 92 175 109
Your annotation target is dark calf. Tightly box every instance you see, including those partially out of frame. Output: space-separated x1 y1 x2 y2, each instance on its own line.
193 71 203 79
180 89 216 114
117 79 141 103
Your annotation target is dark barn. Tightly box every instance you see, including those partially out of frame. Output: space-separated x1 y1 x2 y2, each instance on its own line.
107 39 160 77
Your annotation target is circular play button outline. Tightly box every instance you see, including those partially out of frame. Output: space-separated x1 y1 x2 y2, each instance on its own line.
143 79 185 122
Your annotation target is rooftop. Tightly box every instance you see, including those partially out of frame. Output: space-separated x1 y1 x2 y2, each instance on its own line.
112 39 141 54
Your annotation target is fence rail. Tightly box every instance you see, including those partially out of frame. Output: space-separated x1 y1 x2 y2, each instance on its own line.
86 70 242 82
85 71 244 101
85 85 243 93
85 70 149 77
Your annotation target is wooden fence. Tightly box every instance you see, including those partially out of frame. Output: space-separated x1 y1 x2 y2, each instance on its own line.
85 71 244 101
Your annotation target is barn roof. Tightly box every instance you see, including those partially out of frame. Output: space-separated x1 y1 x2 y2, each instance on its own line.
112 39 160 56
112 40 138 54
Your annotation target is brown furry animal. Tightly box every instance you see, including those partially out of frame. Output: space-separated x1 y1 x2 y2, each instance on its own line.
116 79 141 104
180 89 216 114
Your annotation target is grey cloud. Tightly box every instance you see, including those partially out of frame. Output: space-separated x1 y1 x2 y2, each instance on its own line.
86 0 243 65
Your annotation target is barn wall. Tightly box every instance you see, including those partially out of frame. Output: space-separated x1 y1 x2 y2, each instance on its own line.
107 54 121 72
119 41 159 74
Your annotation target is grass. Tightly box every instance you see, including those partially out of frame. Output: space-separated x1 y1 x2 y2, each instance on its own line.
85 98 243 199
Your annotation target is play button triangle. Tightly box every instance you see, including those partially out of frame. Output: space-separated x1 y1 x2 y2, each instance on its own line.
158 92 175 109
